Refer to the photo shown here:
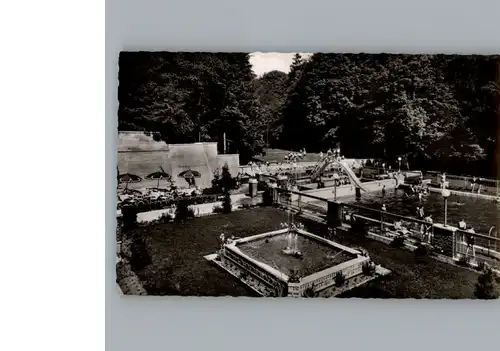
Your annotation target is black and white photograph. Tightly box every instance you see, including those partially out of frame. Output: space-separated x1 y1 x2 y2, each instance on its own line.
116 51 500 299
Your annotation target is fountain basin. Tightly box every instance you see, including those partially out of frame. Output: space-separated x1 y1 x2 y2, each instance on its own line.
211 228 379 297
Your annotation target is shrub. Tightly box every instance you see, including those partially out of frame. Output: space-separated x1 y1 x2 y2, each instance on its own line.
158 212 173 224
128 234 152 271
175 201 195 222
302 286 317 298
362 262 376 276
350 218 368 236
288 269 301 283
261 186 273 206
334 272 346 287
474 268 500 299
477 261 487 272
121 205 138 231
457 255 470 267
414 244 429 258
222 192 232 213
212 204 224 213
211 163 238 193
390 235 405 248
257 181 268 192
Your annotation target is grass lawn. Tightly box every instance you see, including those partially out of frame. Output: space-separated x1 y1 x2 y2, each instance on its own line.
130 207 480 298
132 207 291 296
299 218 481 299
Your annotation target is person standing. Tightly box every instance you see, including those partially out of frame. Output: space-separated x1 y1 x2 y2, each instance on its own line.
423 214 433 243
416 206 425 220
466 227 476 258
458 219 467 230
381 204 387 232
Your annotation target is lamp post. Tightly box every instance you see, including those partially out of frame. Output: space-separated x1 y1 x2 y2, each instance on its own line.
398 157 402 173
333 173 340 201
442 188 451 227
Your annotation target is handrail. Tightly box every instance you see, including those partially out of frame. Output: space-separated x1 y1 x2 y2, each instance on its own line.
341 202 430 226
455 229 500 243
426 171 499 184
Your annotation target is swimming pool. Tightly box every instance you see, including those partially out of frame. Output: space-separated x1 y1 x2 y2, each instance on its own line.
345 188 500 235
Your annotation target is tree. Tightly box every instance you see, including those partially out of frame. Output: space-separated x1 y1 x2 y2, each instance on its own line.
252 70 288 146
474 268 500 299
278 53 499 175
118 52 265 163
212 163 237 194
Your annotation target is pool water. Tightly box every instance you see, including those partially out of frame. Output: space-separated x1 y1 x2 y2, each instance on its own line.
345 188 500 235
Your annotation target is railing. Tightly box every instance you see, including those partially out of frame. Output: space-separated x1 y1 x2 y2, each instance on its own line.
426 172 499 196
455 229 500 257
341 202 433 244
275 188 328 217
274 187 500 270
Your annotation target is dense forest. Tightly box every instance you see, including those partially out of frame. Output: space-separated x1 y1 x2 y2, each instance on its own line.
118 52 499 176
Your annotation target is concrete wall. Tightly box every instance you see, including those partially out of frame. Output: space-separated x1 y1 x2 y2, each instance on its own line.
118 150 170 177
117 132 241 190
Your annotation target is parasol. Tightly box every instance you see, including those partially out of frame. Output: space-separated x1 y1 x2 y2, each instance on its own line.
146 168 172 189
118 173 142 183
118 173 142 192
178 169 201 187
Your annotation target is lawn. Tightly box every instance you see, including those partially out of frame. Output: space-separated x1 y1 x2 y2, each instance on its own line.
130 207 480 298
132 207 291 296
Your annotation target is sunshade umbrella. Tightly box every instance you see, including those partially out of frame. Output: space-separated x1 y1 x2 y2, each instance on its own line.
178 169 201 178
118 173 142 192
119 173 142 183
146 168 172 189
178 169 201 187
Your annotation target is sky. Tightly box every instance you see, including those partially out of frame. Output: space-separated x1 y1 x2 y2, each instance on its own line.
249 52 312 77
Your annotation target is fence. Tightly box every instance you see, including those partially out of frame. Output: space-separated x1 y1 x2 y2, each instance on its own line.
274 187 500 270
275 188 328 220
341 202 433 244
426 171 499 197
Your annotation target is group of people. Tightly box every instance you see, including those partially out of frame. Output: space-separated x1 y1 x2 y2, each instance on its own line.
284 149 307 162
404 184 428 201
318 148 344 161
